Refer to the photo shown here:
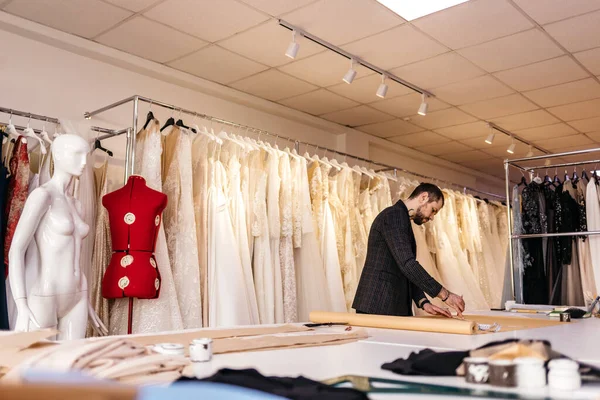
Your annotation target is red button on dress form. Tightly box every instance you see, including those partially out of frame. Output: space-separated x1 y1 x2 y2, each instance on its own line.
101 175 167 300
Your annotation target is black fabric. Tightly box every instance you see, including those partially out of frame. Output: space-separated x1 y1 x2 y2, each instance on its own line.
0 128 10 330
381 349 468 376
544 184 559 304
521 182 548 304
352 200 442 317
178 368 369 400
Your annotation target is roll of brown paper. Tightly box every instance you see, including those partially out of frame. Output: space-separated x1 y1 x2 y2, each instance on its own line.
309 311 477 335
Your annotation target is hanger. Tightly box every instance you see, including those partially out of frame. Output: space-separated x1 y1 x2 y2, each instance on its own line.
39 120 53 145
543 168 552 185
582 168 590 183
572 167 579 184
160 108 177 132
143 101 154 130
176 119 190 130
518 171 527 187
564 168 571 182
93 139 113 157
22 117 46 155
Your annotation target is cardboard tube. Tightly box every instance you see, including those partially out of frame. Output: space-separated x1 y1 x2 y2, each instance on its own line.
309 311 477 335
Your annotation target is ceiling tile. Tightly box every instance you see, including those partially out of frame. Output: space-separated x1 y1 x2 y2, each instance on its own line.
490 110 560 131
414 141 472 155
494 56 589 91
460 134 513 149
219 20 324 67
389 52 485 90
387 131 451 147
104 0 158 12
230 69 318 101
459 94 538 119
513 0 600 25
556 144 600 153
433 75 514 105
369 93 451 118
457 29 563 73
523 78 600 108
544 10 600 52
168 45 268 84
533 134 594 150
410 108 477 130
461 158 505 171
278 51 372 87
482 145 524 158
328 73 413 103
584 131 600 141
412 0 532 49
4 0 131 38
569 116 600 133
341 24 448 70
321 105 394 127
574 48 600 75
547 98 600 121
515 123 578 141
96 17 206 63
281 0 403 46
144 0 268 42
357 119 424 138
278 89 359 116
435 121 493 141
238 0 316 16
441 150 491 163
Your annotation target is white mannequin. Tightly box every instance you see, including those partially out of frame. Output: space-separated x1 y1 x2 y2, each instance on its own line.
8 134 106 339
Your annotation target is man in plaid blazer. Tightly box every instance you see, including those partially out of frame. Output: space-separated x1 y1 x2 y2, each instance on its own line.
352 183 465 317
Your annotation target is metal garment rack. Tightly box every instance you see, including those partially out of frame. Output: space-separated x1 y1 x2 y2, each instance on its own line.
84 95 505 200
504 147 600 300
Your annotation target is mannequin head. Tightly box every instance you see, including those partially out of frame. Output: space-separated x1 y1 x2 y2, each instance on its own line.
52 134 89 177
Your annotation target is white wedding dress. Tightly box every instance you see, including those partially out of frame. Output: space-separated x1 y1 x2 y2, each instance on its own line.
278 152 297 323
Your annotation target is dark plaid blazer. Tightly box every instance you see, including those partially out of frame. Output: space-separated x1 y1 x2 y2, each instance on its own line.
352 200 442 316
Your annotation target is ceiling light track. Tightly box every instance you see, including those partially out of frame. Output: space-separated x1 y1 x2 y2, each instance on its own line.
278 19 434 98
487 122 550 155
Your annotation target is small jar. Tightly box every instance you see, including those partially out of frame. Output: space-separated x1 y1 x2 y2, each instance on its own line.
190 338 213 363
464 357 490 384
489 359 517 387
153 343 185 356
514 357 546 389
548 359 581 391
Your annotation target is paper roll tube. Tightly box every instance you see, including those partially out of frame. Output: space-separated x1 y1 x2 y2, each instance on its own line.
309 311 477 335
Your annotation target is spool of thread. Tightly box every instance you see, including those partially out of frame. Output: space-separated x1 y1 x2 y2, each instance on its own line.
153 343 185 356
548 359 581 391
514 357 546 389
488 359 517 387
464 357 490 384
190 338 213 362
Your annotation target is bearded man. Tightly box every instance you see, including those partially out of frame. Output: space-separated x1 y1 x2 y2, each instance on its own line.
352 183 465 318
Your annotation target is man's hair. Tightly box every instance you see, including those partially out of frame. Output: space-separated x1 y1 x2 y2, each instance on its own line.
408 183 444 206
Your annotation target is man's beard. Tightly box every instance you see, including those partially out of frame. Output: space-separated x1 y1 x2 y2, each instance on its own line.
412 206 428 225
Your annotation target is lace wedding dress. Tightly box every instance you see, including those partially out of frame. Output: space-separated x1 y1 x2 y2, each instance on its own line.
278 152 297 322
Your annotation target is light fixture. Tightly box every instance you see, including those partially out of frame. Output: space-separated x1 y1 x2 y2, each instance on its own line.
417 93 428 116
343 58 357 84
526 145 534 158
507 138 516 154
376 0 469 21
376 74 388 98
285 30 300 59
485 133 495 145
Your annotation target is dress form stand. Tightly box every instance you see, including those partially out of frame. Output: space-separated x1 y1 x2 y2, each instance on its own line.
8 134 107 339
102 175 166 334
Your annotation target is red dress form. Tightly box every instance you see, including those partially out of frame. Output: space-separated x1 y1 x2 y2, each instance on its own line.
102 175 166 300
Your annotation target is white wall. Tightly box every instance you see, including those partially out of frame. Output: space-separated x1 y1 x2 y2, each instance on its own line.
0 11 506 196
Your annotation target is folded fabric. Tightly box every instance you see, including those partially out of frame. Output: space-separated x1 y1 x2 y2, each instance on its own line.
381 349 468 376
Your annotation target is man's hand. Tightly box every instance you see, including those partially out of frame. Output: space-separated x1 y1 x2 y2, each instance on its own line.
423 302 452 318
444 292 465 318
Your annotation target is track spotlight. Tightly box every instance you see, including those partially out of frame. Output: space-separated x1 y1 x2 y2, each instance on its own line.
526 145 534 157
507 139 516 154
343 58 357 84
285 30 300 59
485 132 495 144
417 93 428 116
376 74 388 98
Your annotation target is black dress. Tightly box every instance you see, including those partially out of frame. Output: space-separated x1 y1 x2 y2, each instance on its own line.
0 131 11 330
521 182 548 304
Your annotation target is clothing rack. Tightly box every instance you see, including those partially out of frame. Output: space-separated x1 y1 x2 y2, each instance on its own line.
504 147 600 300
84 95 505 201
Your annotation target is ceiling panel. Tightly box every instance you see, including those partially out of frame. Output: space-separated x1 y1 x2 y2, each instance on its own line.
515 123 578 141
457 29 563 73
321 105 394 127
513 0 600 25
460 158 505 171
544 9 600 52
584 131 600 141
144 0 268 43
168 45 268 84
341 24 448 70
278 51 373 87
218 20 324 67
238 0 317 16
435 121 492 140
482 145 524 158
412 0 532 49
414 141 472 155
460 134 513 149
568 116 600 133
96 16 207 63
278 89 359 116
493 56 589 91
523 78 600 108
357 119 424 138
369 93 450 118
459 94 538 119
389 52 485 90
410 108 477 130
547 98 600 121
4 0 131 39
104 0 159 12
328 73 412 103
433 75 514 105
490 110 560 130
533 134 595 150
281 0 403 46
441 150 490 163
230 69 318 101
574 48 600 76
387 131 451 147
